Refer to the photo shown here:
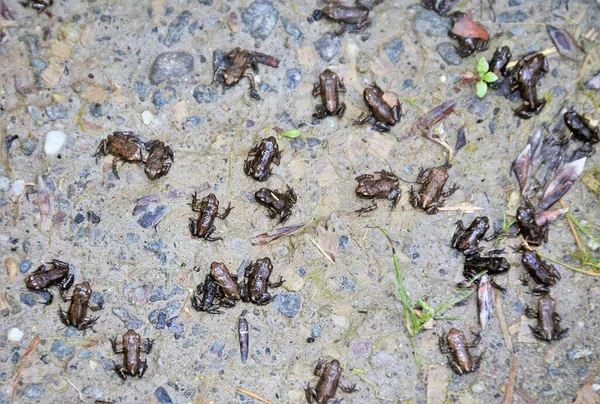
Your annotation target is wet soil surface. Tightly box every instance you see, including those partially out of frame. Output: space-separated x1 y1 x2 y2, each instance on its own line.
0 0 599 403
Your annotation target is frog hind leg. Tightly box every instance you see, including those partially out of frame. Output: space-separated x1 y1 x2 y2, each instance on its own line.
340 382 359 393
58 306 70 326
515 105 534 120
305 385 317 403
372 121 392 132
114 365 128 380
251 293 272 305
243 73 261 100
355 201 378 216
529 325 551 342
335 102 346 118
110 336 124 354
77 316 99 331
217 202 233 219
447 357 465 375
111 157 123 179
392 99 402 122
138 360 148 377
390 189 402 209
554 327 569 340
442 183 460 198
313 104 328 120
353 111 371 126
203 226 223 242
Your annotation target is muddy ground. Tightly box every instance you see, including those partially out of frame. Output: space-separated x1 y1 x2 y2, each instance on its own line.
0 0 599 403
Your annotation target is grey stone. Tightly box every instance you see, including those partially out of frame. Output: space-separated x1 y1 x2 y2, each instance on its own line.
509 0 523 6
436 42 462 65
149 52 194 85
137 205 169 229
0 176 9 192
242 0 279 40
281 17 302 41
186 116 205 126
162 11 192 47
19 260 31 273
112 307 143 329
51 340 75 360
20 294 37 307
89 103 104 117
78 350 92 359
28 106 44 125
152 87 177 109
307 138 321 147
312 323 322 338
498 10 529 23
273 292 301 318
150 285 186 302
466 97 492 116
24 384 44 399
82 386 102 399
137 81 151 101
199 0 213 4
290 137 306 151
384 38 404 64
585 73 600 90
414 10 452 37
149 301 182 324
567 348 593 361
314 32 342 62
286 68 301 89
193 86 218 104
45 105 68 121
209 341 225 356
155 387 173 404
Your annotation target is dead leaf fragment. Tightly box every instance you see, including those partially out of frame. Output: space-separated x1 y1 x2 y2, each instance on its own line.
451 11 489 40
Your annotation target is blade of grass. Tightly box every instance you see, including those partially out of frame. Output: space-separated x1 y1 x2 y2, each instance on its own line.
538 253 600 276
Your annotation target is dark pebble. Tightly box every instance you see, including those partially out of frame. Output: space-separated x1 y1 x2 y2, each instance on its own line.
51 340 75 360
155 387 173 404
137 205 169 229
87 211 101 224
436 42 462 66
307 138 321 147
162 11 192 47
273 292 301 318
20 294 37 307
149 301 182 324
150 285 186 302
551 68 559 78
74 213 85 224
498 10 529 23
19 260 32 273
384 38 404 64
241 0 279 40
307 337 315 343
149 52 194 85
281 16 303 41
314 32 342 62
103 359 115 371
45 105 68 121
40 355 51 364
286 68 301 89
339 235 349 252
209 341 225 356
89 103 103 117
112 307 143 329
198 0 213 5
403 79 414 88
193 86 218 104
153 87 177 109
489 120 497 134
455 126 467 151
508 0 523 5
20 136 39 156
11 352 20 364
137 81 151 101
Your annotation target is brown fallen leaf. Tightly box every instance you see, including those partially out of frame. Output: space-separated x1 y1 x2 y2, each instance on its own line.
451 11 489 40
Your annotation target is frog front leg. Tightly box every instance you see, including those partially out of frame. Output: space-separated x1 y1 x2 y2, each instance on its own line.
442 183 459 198
243 73 261 100
217 202 233 219
138 360 148 378
372 121 392 132
110 336 124 354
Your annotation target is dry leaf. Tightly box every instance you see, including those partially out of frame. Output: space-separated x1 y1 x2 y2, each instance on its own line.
50 41 73 60
5 258 17 281
41 62 63 87
297 45 317 68
314 158 339 187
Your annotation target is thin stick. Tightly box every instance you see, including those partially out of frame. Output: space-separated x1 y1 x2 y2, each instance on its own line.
12 335 41 398
234 387 272 404
64 378 85 402
503 356 517 404
561 201 585 253
308 237 335 265
505 47 557 69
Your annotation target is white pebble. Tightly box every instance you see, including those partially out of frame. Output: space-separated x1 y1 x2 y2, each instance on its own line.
593 384 600 391
44 130 67 156
7 328 24 342
142 110 154 125
11 179 25 196
440 75 447 83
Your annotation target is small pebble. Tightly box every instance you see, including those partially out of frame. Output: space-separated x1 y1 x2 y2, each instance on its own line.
87 211 101 224
241 0 279 40
142 110 154 125
7 328 24 342
51 340 75 360
74 213 85 224
312 324 322 338
471 382 485 393
44 130 67 157
155 386 173 404
20 294 37 307
27 106 44 125
152 86 177 109
273 292 301 318
24 384 44 399
19 260 31 273
0 176 9 192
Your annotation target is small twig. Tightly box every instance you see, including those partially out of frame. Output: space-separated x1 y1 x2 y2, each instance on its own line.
504 356 517 404
12 336 41 398
235 387 272 404
308 236 335 264
562 201 585 253
64 378 85 402
505 47 557 70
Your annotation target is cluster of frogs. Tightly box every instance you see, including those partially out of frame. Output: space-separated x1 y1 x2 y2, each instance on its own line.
23 260 151 379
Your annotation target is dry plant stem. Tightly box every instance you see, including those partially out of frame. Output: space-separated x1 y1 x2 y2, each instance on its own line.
505 47 557 70
538 253 600 277
561 200 584 253
234 387 272 404
12 335 41 398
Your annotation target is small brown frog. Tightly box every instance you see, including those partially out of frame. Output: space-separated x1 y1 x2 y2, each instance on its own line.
241 257 284 305
312 2 371 31
210 262 241 307
510 52 549 119
463 252 510 291
214 48 280 100
95 131 145 179
191 274 224 314
521 250 561 286
488 46 512 90
255 187 297 223
439 328 482 375
244 136 282 182
313 69 346 120
525 294 568 342
422 0 458 15
354 85 401 132
409 165 458 214
354 170 402 215
451 216 490 256
448 11 490 57
516 203 549 246
189 193 233 241
25 259 74 305
59 281 103 331
564 111 599 145
144 140 173 181
110 329 154 379
305 359 357 403
22 0 53 13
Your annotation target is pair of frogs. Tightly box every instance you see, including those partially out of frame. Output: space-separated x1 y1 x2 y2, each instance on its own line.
192 259 284 314
24 259 103 331
355 164 458 215
95 132 173 181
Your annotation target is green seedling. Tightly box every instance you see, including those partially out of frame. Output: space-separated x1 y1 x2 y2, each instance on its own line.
379 228 476 368
476 57 499 98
